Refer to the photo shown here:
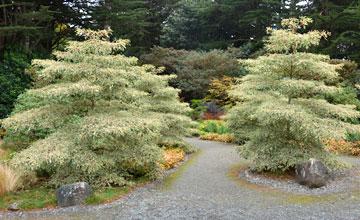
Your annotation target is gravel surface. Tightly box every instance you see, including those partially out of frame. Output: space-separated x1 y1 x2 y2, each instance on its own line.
239 167 360 195
1 138 360 220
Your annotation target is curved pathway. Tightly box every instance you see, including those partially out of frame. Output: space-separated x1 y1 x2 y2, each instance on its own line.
1 138 360 220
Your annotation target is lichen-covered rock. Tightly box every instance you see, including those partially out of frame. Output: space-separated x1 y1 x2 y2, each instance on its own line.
295 159 330 188
7 202 20 211
56 182 92 207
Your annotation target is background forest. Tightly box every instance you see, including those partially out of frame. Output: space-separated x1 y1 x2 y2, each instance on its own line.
1 0 360 118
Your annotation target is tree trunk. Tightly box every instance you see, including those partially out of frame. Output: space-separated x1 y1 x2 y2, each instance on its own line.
104 0 112 29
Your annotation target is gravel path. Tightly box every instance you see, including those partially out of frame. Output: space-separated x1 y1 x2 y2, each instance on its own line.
1 138 360 220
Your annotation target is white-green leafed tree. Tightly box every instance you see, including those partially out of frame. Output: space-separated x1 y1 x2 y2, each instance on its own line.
228 17 360 172
1 29 191 187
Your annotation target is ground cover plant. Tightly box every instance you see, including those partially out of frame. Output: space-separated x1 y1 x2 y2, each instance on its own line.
228 17 360 172
326 139 360 156
161 148 185 170
198 120 229 134
199 133 235 143
1 28 191 189
196 120 235 143
326 132 360 156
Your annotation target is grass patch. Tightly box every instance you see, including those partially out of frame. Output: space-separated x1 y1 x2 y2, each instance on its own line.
0 187 56 210
0 183 146 210
85 187 132 205
0 149 12 161
0 141 14 161
85 176 150 205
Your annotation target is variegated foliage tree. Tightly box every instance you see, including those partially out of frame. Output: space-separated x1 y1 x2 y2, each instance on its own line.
2 29 191 187
228 17 360 172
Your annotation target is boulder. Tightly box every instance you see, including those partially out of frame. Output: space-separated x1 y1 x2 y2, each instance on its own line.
295 159 330 188
7 202 20 211
56 182 92 207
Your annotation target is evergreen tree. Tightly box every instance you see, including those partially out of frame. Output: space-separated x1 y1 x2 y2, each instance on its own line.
160 0 284 50
310 1 360 64
92 0 179 55
2 29 190 187
0 51 31 119
228 17 360 172
160 0 205 50
0 0 54 55
0 0 93 119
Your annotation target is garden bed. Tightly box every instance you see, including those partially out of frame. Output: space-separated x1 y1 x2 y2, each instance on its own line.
233 158 360 196
0 147 190 211
0 175 151 211
192 120 236 143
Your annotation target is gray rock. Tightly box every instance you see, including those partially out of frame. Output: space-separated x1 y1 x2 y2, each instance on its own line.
7 202 20 211
56 182 92 207
295 158 330 188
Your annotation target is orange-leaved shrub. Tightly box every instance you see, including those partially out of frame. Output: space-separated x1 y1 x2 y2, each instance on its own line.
200 133 235 143
325 139 360 156
161 148 185 170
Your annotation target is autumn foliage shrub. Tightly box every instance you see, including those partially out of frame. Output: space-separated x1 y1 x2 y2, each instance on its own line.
325 139 360 156
161 148 185 170
200 133 235 143
206 76 237 107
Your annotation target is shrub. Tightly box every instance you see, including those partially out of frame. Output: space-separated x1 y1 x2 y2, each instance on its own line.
0 164 19 196
198 120 229 134
141 47 245 101
321 86 360 111
202 102 224 120
2 29 191 188
188 99 207 120
158 139 195 154
0 50 32 119
325 139 360 156
228 17 360 172
188 128 201 137
200 133 235 143
346 132 360 142
186 121 201 137
329 59 359 86
0 128 5 139
206 76 237 107
161 148 185 170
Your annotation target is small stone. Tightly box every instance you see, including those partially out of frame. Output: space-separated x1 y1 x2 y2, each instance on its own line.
8 202 20 211
56 182 92 207
295 158 330 188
